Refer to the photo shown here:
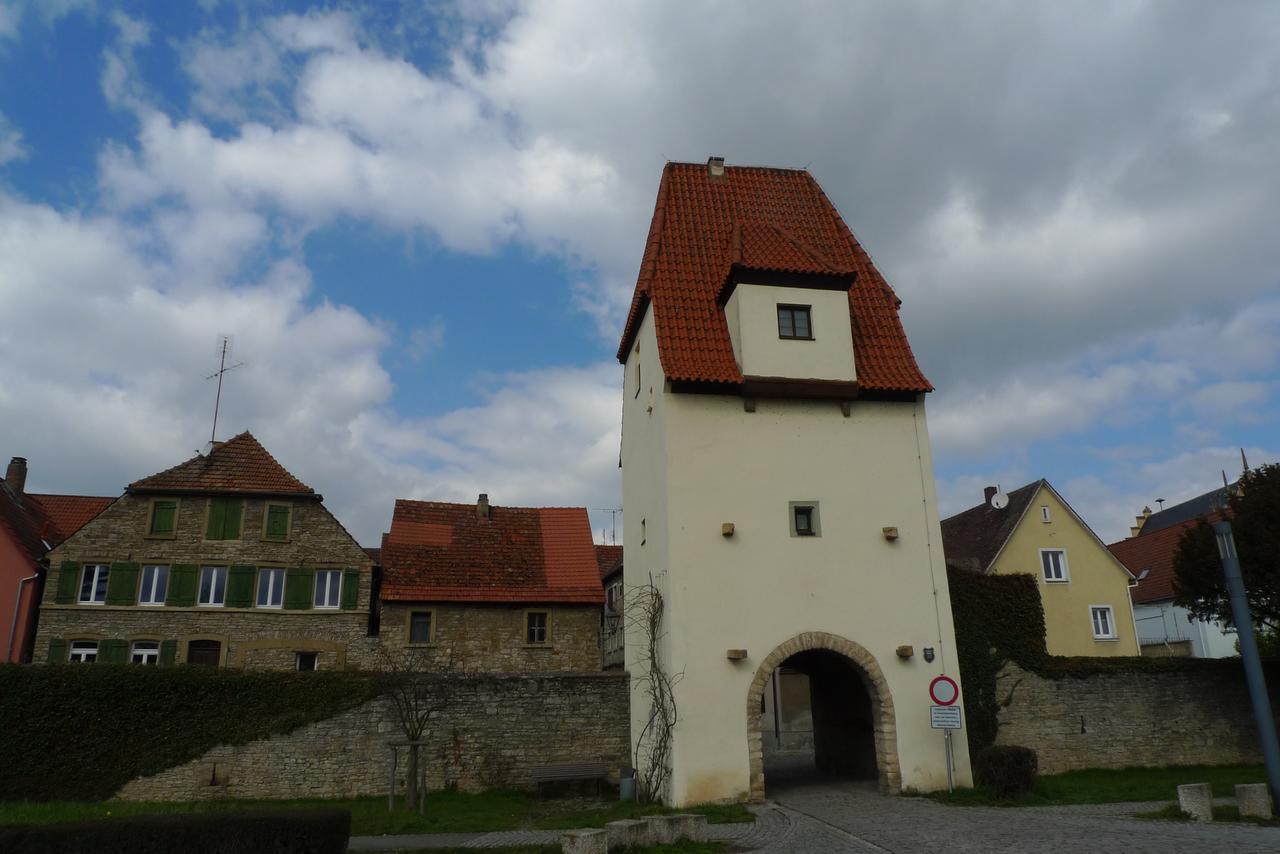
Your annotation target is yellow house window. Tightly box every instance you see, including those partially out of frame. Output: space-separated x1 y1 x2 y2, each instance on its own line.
1040 549 1069 583
1040 506 1051 523
1090 606 1117 640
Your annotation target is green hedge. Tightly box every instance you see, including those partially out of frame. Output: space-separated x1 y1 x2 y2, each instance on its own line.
946 567 1048 753
0 808 350 854
971 745 1038 800
0 666 380 801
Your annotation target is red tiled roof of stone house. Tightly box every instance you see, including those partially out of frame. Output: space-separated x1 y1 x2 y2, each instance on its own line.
128 431 314 496
381 498 605 604
616 162 932 393
1 461 114 565
594 544 623 577
1109 511 1225 605
26 494 115 545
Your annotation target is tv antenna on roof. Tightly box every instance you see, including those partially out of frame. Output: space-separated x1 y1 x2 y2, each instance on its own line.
597 508 623 544
206 335 245 446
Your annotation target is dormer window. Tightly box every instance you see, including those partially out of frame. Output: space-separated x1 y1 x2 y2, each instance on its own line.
777 305 812 340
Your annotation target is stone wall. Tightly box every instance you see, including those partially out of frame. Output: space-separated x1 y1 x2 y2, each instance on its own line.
995 662 1278 773
379 603 602 672
115 672 630 801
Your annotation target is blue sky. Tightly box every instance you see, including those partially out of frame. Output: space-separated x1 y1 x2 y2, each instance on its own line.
0 1 1277 546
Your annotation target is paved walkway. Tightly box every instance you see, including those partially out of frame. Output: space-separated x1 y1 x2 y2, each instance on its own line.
349 780 1280 852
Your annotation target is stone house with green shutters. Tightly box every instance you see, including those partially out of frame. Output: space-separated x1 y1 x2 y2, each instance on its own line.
33 432 375 670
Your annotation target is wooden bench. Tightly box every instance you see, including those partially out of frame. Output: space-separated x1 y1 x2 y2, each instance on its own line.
531 761 610 795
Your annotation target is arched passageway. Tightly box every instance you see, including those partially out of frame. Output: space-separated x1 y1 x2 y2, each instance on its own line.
747 632 899 799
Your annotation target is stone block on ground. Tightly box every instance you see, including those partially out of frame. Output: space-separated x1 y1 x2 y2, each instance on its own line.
605 818 652 848
644 814 683 844
561 828 607 854
1236 783 1273 819
665 813 708 841
1177 783 1213 822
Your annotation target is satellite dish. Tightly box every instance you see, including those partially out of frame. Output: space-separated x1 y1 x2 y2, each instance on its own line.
990 489 1009 510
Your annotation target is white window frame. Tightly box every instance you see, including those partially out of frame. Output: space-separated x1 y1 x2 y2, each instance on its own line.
130 640 160 665
256 568 285 609
198 566 228 607
1090 605 1117 640
69 640 99 663
1039 548 1070 583
1041 505 1051 523
79 564 109 605
295 651 318 672
139 565 169 606
313 569 342 609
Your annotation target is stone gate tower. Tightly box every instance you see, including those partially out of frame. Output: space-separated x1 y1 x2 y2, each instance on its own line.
617 159 973 805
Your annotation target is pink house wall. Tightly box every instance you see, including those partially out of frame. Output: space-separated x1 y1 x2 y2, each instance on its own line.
1 532 41 663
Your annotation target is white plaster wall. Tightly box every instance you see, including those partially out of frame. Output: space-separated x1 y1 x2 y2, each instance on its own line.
1133 601 1237 658
633 383 970 804
724 284 856 381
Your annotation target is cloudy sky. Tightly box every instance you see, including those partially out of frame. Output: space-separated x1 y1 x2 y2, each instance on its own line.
1 0 1276 546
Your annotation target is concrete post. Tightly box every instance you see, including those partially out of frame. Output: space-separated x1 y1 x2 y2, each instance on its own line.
1177 783 1213 821
560 828 608 854
605 818 653 848
1236 783 1273 819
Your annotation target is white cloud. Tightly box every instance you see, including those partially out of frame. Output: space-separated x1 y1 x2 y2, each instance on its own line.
0 112 26 165
406 318 445 363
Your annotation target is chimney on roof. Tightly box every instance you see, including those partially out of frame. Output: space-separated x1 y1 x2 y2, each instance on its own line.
477 493 490 520
5 457 27 495
707 156 725 178
983 486 998 506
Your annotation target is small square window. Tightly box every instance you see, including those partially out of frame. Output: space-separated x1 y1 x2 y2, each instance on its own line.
409 611 433 644
1041 506 1051 523
1040 549 1069 582
148 499 178 537
206 498 243 540
198 566 228 606
314 569 342 609
526 611 549 645
777 305 813 340
263 503 291 541
131 640 160 665
1091 606 1116 640
79 564 109 604
139 565 169 606
789 502 821 537
69 640 99 663
296 652 318 672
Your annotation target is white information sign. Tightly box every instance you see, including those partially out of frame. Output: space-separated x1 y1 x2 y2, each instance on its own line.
930 705 962 730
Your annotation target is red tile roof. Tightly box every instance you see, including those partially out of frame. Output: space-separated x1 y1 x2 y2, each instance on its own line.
381 499 605 604
1109 512 1223 604
594 544 623 577
27 494 114 545
617 162 932 393
128 432 314 496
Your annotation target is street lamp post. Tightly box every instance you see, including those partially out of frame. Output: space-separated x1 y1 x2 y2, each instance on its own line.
1214 521 1280 806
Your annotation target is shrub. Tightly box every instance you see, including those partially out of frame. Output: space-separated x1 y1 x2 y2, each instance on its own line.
0 665 379 801
972 745 1038 800
0 808 350 854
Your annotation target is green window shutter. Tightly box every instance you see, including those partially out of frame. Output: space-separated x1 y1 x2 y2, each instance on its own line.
284 568 314 610
150 500 176 535
47 638 67 663
105 562 140 606
206 499 226 539
55 562 81 604
226 565 256 608
224 500 243 539
340 569 360 609
265 505 290 539
159 639 177 666
99 639 127 664
167 565 197 607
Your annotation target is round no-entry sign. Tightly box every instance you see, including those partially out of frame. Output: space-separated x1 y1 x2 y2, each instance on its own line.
929 675 959 706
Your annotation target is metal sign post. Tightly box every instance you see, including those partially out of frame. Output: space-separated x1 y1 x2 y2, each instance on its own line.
929 676 962 793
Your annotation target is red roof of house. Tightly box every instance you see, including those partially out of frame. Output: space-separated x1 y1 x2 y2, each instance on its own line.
381 499 605 604
0 482 113 568
1108 512 1223 604
594 544 623 577
128 432 314 496
27 494 114 544
616 162 932 393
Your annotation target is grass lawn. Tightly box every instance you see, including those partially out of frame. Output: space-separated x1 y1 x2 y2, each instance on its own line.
0 790 753 837
922 764 1267 807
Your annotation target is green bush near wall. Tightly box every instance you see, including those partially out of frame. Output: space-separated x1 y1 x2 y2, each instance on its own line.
946 567 1048 753
0 666 380 801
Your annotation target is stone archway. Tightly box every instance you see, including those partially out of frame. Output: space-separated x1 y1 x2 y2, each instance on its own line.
746 632 899 799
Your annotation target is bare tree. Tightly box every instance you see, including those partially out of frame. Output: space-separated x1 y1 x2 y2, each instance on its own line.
626 574 680 805
379 648 456 812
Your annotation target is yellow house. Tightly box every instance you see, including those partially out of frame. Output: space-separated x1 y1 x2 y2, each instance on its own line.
941 480 1139 657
